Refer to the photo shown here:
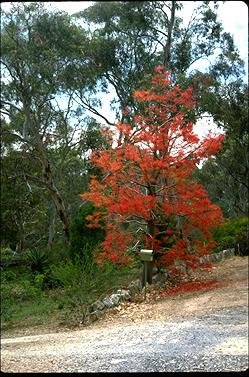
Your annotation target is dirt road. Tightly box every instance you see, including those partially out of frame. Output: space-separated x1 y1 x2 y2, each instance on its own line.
1 256 248 372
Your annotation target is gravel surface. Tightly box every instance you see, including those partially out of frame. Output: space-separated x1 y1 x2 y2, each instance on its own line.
1 257 248 373
1 306 248 372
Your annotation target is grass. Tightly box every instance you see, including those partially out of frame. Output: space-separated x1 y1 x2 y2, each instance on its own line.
1 260 142 335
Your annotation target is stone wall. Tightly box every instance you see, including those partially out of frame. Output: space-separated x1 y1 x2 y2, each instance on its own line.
81 248 235 325
198 248 235 264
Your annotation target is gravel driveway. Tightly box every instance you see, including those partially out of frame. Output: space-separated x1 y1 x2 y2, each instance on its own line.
1 257 248 372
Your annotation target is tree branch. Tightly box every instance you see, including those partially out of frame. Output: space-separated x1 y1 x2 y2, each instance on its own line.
74 93 115 126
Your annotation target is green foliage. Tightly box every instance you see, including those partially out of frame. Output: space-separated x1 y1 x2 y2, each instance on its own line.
33 273 47 290
10 280 42 301
69 203 106 264
50 259 87 288
1 2 246 257
1 247 15 263
26 249 49 273
212 217 248 256
0 247 26 268
194 83 248 219
78 1 244 118
1 2 110 251
47 241 70 264
1 271 42 321
1 249 140 330
1 269 17 282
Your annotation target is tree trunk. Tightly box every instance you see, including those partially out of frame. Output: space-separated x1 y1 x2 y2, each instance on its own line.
22 105 70 244
35 137 70 244
46 174 70 244
13 212 25 252
47 203 57 249
32 101 70 243
163 0 176 67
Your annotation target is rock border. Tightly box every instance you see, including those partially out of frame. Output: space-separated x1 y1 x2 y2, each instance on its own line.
81 248 235 325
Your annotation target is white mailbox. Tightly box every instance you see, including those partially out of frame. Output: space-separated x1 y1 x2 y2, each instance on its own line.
141 249 153 262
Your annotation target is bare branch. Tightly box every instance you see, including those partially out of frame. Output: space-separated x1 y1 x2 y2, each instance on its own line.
1 100 22 112
74 93 115 126
2 130 31 145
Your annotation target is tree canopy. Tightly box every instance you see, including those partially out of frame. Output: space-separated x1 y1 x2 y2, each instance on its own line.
82 68 224 275
1 1 247 258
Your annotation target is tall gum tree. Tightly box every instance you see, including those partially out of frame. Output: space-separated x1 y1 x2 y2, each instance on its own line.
76 1 246 208
77 1 244 120
1 3 110 247
1 3 79 244
194 82 248 218
81 68 224 284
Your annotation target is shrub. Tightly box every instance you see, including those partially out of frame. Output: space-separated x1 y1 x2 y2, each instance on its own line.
0 247 23 267
1 270 17 282
212 217 248 256
47 241 70 264
1 277 43 323
33 273 46 290
50 260 79 288
2 277 41 304
1 247 14 261
49 252 96 289
69 203 106 264
11 282 41 301
26 249 49 273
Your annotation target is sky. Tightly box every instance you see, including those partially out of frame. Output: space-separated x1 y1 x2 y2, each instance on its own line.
1 1 248 137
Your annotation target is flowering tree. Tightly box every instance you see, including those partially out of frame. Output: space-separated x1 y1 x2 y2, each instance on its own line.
81 67 224 282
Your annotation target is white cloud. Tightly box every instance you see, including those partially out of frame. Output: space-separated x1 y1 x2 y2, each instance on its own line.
194 113 223 140
218 1 248 68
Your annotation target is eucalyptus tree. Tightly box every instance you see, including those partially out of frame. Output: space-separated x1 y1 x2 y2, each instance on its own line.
74 1 246 223
1 1 246 252
1 2 108 248
195 82 248 218
74 1 244 122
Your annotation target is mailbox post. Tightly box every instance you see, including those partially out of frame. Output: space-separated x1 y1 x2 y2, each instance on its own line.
140 249 153 301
